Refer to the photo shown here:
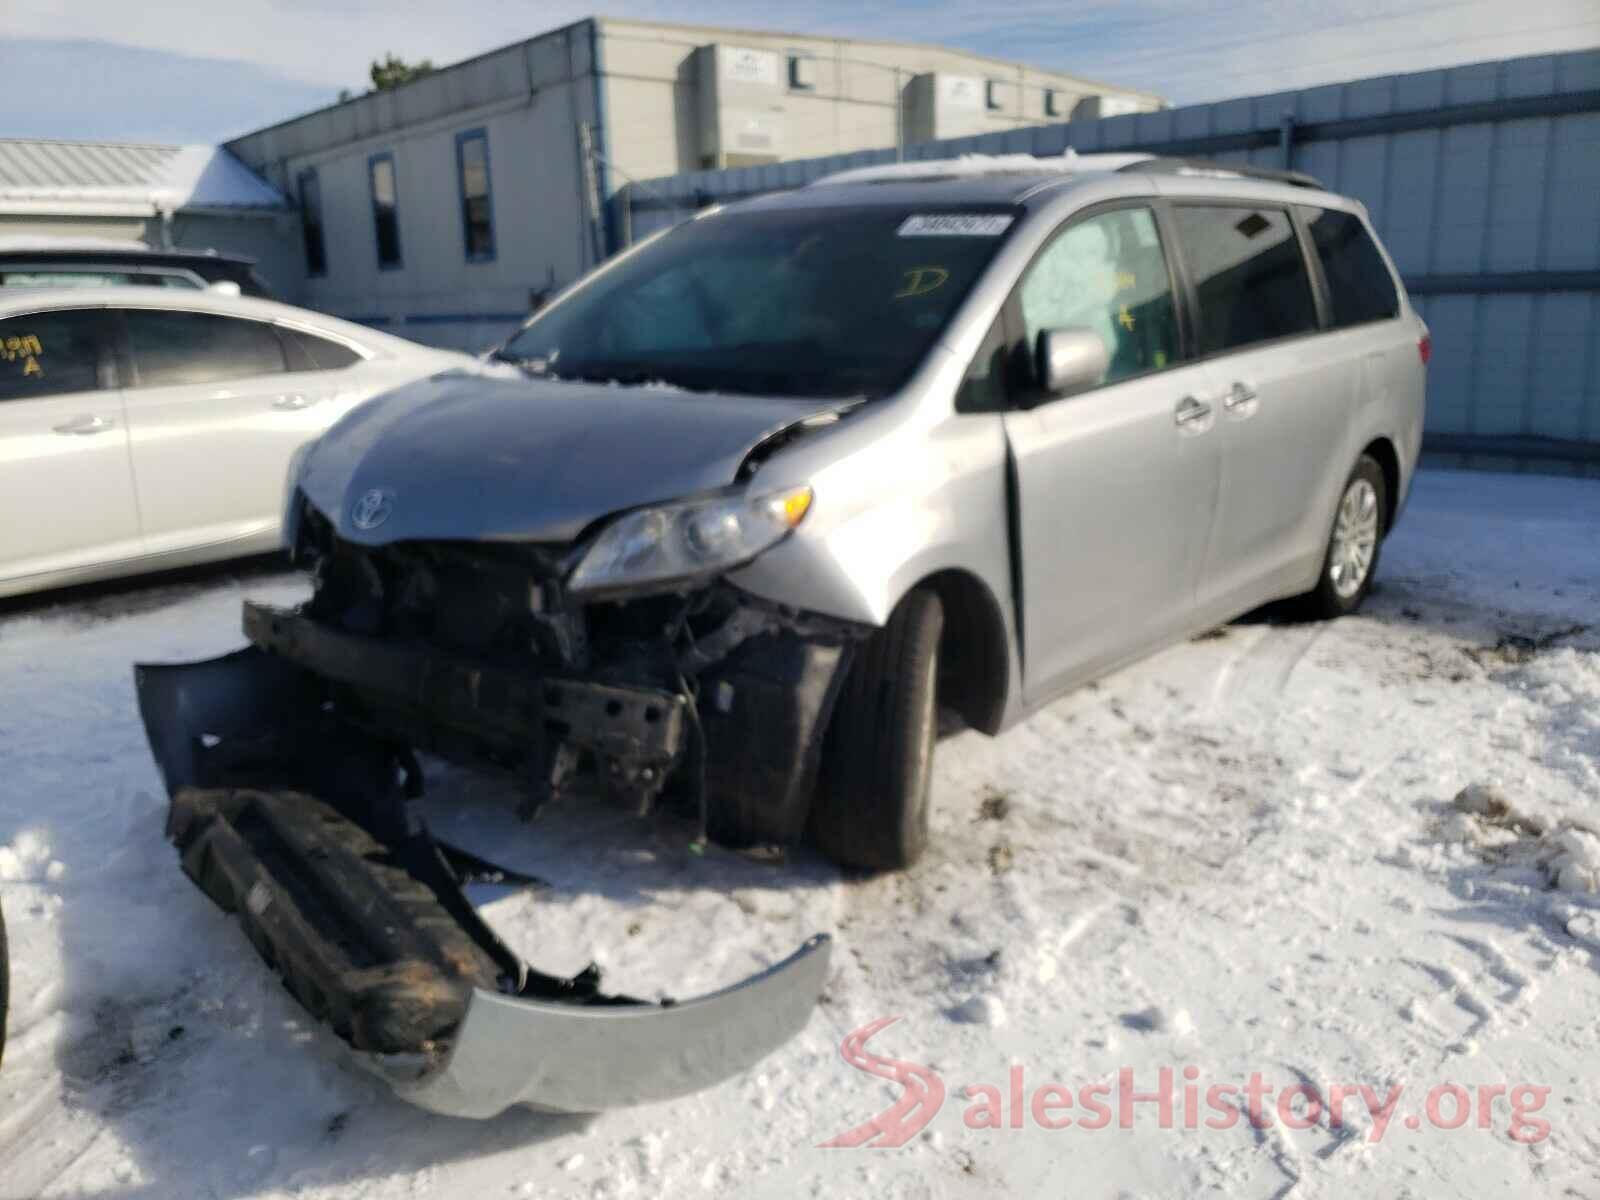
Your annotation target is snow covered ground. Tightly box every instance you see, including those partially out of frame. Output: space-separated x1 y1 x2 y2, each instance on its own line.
1 468 1597 1199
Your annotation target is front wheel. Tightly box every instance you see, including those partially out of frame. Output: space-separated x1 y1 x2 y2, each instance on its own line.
1299 454 1387 619
809 590 943 871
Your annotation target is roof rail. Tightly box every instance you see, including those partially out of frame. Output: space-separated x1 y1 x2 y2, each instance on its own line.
1120 157 1324 189
810 152 1155 188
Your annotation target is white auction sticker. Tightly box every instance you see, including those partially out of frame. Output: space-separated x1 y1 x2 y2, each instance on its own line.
898 214 1015 237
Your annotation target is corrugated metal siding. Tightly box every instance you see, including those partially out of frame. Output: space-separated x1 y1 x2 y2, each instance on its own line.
0 139 287 212
621 49 1600 475
0 140 178 191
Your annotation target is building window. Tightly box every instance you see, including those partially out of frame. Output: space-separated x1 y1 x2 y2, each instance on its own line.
297 167 326 277
985 80 1005 111
454 129 495 263
368 152 403 270
788 54 816 91
1044 88 1063 118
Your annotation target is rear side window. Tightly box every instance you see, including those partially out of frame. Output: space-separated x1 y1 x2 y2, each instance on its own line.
124 310 287 387
1172 206 1318 354
278 327 362 371
1299 207 1399 328
0 310 105 400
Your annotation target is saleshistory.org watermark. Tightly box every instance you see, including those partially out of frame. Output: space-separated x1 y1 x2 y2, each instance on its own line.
820 1018 1552 1149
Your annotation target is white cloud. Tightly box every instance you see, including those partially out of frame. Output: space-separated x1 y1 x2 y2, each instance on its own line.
3 0 1595 118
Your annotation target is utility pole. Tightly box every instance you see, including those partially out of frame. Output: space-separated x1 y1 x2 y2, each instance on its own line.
894 67 904 162
577 121 604 266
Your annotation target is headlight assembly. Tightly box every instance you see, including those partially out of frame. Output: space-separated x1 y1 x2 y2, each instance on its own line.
568 485 812 595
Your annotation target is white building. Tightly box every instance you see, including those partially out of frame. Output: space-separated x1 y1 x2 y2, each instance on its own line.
224 17 1164 349
0 138 299 293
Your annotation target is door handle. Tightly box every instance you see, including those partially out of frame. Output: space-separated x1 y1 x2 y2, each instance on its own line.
1173 395 1213 427
52 414 116 436
271 393 317 411
1223 381 1259 413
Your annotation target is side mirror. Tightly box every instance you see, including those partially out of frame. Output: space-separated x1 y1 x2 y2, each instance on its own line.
1035 327 1109 398
206 281 243 297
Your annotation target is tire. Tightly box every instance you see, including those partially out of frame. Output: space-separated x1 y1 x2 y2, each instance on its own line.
1299 454 1388 620
810 589 943 871
0 897 8 1072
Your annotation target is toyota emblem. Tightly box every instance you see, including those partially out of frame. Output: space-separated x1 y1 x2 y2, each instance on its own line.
351 488 394 530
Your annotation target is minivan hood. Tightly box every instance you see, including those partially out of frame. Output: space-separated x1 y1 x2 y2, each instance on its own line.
299 372 850 546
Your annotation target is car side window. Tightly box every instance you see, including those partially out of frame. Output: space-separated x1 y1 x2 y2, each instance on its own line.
1298 206 1400 328
1017 206 1180 390
278 327 362 372
124 310 287 388
0 310 106 401
1171 205 1318 354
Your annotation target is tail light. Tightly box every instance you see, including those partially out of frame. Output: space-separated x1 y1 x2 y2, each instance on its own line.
1418 333 1432 366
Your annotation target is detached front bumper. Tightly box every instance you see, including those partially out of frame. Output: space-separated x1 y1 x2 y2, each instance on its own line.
134 635 832 1118
372 935 831 1118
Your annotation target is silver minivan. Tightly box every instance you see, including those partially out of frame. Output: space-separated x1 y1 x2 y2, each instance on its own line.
137 154 1427 1114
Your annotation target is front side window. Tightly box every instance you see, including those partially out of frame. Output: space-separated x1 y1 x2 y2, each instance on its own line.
1172 205 1318 355
456 130 494 262
368 153 402 270
0 310 105 401
299 168 327 277
1018 206 1180 389
499 206 1016 400
124 310 286 388
1299 206 1399 328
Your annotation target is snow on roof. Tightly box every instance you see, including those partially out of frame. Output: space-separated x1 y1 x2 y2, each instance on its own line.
809 151 1156 187
0 233 154 253
0 139 287 217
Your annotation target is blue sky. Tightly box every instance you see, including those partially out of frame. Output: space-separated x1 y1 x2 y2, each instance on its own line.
1 0 1595 144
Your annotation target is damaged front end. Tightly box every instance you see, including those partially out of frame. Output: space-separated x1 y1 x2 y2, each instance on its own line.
135 499 861 1117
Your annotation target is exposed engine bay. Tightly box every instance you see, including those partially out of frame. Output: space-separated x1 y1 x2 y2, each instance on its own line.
287 500 868 840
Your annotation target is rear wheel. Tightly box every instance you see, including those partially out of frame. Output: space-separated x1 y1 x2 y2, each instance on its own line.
1299 454 1387 619
810 590 943 871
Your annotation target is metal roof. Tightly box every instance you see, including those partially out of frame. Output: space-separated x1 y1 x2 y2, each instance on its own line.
0 139 287 217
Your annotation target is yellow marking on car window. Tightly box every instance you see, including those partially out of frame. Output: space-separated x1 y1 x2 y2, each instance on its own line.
1117 304 1135 331
895 266 950 299
3 334 44 360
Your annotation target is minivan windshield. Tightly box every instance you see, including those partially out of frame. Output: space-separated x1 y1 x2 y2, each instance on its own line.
498 206 1017 399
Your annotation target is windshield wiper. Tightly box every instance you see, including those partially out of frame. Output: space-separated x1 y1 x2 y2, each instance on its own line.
489 349 552 376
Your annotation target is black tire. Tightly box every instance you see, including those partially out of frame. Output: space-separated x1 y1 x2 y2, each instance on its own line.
1299 454 1388 620
810 589 943 871
0 897 8 1072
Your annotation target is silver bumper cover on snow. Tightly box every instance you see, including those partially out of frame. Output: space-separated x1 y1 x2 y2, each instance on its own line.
368 935 832 1118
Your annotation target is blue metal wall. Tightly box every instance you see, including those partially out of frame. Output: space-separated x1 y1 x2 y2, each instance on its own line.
619 50 1600 475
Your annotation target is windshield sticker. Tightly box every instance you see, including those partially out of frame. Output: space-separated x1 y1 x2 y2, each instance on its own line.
898 214 1014 238
895 266 950 298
